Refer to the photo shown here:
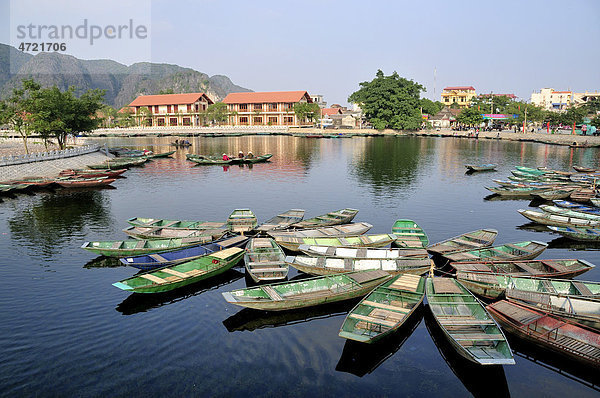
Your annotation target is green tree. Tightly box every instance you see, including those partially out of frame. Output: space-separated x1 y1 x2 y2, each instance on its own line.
420 98 443 116
455 107 483 126
348 70 424 130
206 102 230 125
0 79 41 154
293 102 320 124
591 115 600 130
117 107 135 127
470 95 514 114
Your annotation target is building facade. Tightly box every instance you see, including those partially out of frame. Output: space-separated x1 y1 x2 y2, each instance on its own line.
129 93 214 127
530 88 572 111
441 86 476 108
572 91 600 108
223 91 313 126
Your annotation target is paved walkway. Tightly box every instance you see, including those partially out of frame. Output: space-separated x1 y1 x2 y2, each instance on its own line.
0 151 111 181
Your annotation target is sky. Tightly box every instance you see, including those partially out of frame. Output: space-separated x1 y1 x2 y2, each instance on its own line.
1 0 599 105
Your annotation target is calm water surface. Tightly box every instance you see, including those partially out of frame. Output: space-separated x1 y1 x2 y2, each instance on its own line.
1 136 599 397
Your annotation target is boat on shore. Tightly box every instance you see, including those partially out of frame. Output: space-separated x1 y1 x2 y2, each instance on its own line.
547 225 600 241
290 208 358 229
339 274 426 343
81 236 215 257
254 209 305 232
275 233 397 252
391 219 428 249
127 217 226 230
286 255 432 276
87 157 148 169
244 238 288 282
59 168 127 178
445 241 547 262
427 229 498 256
451 259 594 279
227 209 258 233
268 222 372 239
297 244 429 259
486 300 600 369
122 225 227 240
119 235 248 270
465 164 497 172
221 270 392 311
426 277 515 365
112 247 245 293
517 209 600 228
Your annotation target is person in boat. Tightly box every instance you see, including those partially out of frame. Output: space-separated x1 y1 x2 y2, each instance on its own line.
245 151 254 159
222 153 230 161
238 151 244 158
175 139 179 145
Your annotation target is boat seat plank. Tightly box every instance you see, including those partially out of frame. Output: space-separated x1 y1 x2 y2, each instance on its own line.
439 319 496 326
262 286 283 301
248 261 285 267
542 260 570 272
433 278 463 294
451 238 480 247
253 239 273 248
348 270 387 284
149 254 168 262
185 269 208 277
218 235 248 247
451 333 505 341
541 279 557 293
140 274 168 284
210 247 240 259
251 267 288 273
112 242 122 249
348 313 397 328
135 240 146 249
505 243 531 252
572 281 594 296
362 300 410 313
161 268 188 278
514 262 543 275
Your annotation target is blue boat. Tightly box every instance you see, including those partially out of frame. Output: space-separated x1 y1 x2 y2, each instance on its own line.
553 200 600 215
120 235 248 270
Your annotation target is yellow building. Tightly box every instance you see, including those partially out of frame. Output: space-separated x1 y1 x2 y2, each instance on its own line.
129 93 214 127
223 91 313 126
441 86 477 108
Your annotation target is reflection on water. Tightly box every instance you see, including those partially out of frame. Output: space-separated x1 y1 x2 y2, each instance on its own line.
223 299 358 333
116 269 244 315
83 256 125 268
424 305 511 398
335 304 424 377
547 236 600 251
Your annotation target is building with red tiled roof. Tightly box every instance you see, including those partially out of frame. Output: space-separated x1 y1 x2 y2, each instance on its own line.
223 91 312 126
321 108 343 116
129 93 214 127
441 86 477 108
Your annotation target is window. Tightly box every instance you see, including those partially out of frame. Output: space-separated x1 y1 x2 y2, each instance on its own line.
253 117 263 124
147 106 152 113
145 118 152 126
174 105 178 112
284 116 294 125
254 103 263 111
182 117 191 126
284 103 293 111
167 105 172 113
239 104 248 111
157 118 165 126
187 104 192 112
268 117 278 124
154 105 159 113
169 117 178 126
239 116 249 125
268 103 278 111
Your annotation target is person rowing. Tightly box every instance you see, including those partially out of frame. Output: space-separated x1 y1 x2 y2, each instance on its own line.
222 153 230 161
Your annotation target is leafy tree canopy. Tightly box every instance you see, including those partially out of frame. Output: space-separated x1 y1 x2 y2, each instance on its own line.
348 70 424 130
420 98 444 116
294 102 320 123
455 106 483 126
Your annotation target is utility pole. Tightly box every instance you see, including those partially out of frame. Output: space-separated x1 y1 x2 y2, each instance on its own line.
523 106 528 133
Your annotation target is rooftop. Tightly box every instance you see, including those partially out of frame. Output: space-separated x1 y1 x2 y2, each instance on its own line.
130 93 213 106
443 86 476 91
223 91 312 104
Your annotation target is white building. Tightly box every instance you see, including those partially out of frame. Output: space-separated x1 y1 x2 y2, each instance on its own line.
530 88 572 111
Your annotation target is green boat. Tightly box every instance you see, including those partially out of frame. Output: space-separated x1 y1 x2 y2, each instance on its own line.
187 155 233 165
290 208 358 229
547 225 600 241
254 209 305 232
112 247 245 293
143 150 175 159
87 157 148 169
506 277 600 331
123 225 227 240
426 277 515 365
514 166 550 176
427 229 498 256
286 255 432 276
451 259 594 279
275 234 397 252
297 244 429 259
244 238 287 282
241 154 273 164
391 219 428 249
81 236 214 257
540 205 600 221
486 186 552 197
127 217 226 230
517 209 600 228
339 274 426 343
445 241 547 262
221 270 392 311
227 209 258 233
268 222 373 239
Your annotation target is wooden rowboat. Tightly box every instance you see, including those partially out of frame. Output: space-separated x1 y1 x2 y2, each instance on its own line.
87 157 148 169
286 255 432 276
127 217 226 230
552 200 600 215
187 156 233 165
221 270 392 311
391 219 428 249
486 186 552 197
426 278 515 365
451 259 594 279
227 209 257 233
268 222 372 239
240 154 273 164
274 234 397 252
445 241 547 263
573 165 598 173
532 188 578 200
119 235 248 270
540 204 600 221
59 168 127 178
427 229 498 256
297 244 429 259
339 274 426 343
465 164 497 172
112 247 245 294
122 225 227 240
81 236 216 257
143 150 175 159
54 178 116 188
506 278 600 331
244 238 287 282
254 209 305 232
290 208 358 229
547 225 600 241
517 209 600 228
591 198 600 207
486 300 600 369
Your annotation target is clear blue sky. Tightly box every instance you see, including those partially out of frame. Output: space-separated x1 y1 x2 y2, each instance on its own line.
2 0 599 104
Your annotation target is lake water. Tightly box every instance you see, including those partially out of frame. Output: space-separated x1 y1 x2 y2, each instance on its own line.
1 135 599 397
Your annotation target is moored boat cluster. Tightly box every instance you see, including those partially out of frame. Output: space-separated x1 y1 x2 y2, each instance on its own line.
81 205 600 369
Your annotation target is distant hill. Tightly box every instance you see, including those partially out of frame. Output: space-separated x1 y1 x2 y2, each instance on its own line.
0 43 251 107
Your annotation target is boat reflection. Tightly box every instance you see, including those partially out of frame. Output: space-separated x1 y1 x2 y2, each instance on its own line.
83 256 125 268
223 299 358 332
516 222 552 233
547 236 600 251
116 269 244 315
335 304 424 377
484 194 529 202
423 305 511 398
508 335 599 392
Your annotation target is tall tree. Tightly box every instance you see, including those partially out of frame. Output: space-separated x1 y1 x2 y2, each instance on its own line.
0 79 41 154
206 102 230 126
294 102 320 124
348 70 424 130
420 98 444 116
455 107 483 126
